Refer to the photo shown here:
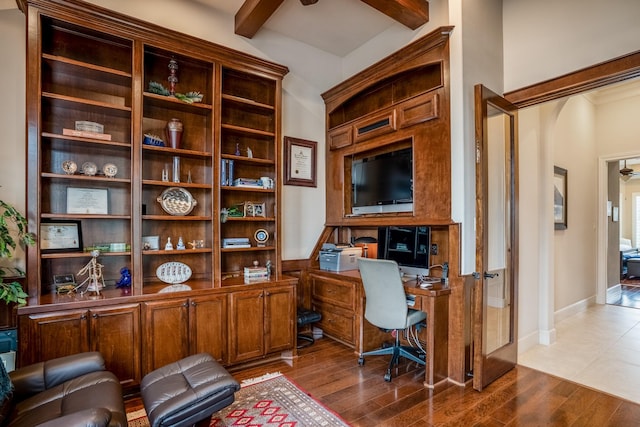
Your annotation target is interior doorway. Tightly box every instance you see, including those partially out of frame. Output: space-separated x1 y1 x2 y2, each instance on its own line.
608 157 640 309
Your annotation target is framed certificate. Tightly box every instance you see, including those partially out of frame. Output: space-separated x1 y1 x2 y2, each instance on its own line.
40 220 83 253
284 136 317 187
66 187 109 215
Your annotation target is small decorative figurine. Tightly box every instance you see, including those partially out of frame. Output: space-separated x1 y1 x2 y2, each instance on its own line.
235 143 241 156
116 267 132 288
246 147 253 158
165 237 174 251
75 250 105 295
168 57 178 96
177 236 186 250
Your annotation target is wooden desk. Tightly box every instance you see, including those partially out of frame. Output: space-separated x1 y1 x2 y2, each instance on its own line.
306 268 450 388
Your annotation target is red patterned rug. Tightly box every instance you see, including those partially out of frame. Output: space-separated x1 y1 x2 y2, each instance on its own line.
127 373 350 427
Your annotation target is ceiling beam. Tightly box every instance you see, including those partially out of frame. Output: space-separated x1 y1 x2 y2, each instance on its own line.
235 0 285 39
360 0 429 30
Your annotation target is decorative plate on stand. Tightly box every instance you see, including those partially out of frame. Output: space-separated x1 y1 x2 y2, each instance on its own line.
157 187 197 216
156 261 192 293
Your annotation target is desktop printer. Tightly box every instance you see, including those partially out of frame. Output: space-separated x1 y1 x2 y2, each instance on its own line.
319 244 362 272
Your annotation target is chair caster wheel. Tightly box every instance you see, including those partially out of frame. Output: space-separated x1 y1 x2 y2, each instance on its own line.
384 372 392 382
358 357 365 366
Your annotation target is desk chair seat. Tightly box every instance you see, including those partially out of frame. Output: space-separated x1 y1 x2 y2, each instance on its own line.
358 258 427 382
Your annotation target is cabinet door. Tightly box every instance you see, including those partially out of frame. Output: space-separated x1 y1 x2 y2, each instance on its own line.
189 294 227 363
142 299 189 374
90 304 141 387
228 289 264 364
19 310 89 366
264 285 294 354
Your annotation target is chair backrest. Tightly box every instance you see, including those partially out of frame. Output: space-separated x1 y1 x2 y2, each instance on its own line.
358 258 409 330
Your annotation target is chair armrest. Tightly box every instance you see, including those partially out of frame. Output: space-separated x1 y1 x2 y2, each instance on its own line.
10 352 105 401
35 408 112 427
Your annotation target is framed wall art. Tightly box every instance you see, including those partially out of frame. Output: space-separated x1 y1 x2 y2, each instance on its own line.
553 166 567 230
284 136 317 187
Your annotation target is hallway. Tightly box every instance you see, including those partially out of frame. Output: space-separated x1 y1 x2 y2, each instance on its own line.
518 303 640 403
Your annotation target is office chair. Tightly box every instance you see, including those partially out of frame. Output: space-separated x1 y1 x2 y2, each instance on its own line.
357 258 426 381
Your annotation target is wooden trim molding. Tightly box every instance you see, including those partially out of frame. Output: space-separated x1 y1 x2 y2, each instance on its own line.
505 51 640 108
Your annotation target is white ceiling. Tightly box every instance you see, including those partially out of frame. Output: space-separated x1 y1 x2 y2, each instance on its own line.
192 0 399 56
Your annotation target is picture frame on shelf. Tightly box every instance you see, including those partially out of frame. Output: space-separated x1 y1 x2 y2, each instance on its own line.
40 220 83 253
142 235 160 251
66 187 109 215
284 136 317 187
239 201 266 218
553 166 567 230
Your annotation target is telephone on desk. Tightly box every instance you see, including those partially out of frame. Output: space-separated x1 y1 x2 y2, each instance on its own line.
401 274 442 288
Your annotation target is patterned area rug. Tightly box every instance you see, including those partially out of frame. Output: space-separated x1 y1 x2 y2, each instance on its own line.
126 373 350 427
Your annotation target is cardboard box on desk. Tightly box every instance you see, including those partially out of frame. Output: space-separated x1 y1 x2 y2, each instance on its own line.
319 246 363 272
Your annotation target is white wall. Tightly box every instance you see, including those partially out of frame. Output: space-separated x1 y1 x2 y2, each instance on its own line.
552 96 598 309
503 0 640 92
0 8 26 269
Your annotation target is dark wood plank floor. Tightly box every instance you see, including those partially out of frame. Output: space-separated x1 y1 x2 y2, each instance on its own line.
126 337 640 426
609 284 640 309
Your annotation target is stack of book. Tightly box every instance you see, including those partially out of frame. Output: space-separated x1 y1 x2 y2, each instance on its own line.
243 266 269 283
220 159 235 186
63 120 112 141
233 178 263 188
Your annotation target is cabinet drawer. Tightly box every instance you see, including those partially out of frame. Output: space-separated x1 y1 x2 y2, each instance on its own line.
312 303 354 345
310 274 355 309
398 92 439 128
328 126 352 150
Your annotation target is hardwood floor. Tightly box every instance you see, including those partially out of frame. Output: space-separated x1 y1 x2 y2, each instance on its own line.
126 337 640 426
609 284 640 309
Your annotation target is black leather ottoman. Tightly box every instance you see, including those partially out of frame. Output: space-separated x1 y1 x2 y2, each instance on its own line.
140 353 240 427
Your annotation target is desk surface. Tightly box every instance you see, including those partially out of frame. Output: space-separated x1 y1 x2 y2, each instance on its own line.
310 268 451 297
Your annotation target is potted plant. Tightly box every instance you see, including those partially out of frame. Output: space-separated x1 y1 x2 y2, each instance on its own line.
0 200 35 305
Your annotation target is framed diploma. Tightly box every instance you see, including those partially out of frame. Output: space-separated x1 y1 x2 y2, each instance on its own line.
40 220 83 253
284 136 317 187
66 187 109 215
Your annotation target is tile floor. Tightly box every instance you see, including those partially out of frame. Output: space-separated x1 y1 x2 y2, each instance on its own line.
518 302 640 403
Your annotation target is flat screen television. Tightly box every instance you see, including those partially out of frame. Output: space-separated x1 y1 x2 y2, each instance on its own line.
378 225 431 277
351 147 413 215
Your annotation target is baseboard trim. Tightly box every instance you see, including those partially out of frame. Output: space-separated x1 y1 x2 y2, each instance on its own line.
554 295 596 324
606 283 621 304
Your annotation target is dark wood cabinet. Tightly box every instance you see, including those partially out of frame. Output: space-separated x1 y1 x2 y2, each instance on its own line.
142 299 190 374
19 304 141 387
141 294 227 374
228 283 295 364
19 310 90 365
229 289 264 363
89 305 141 388
189 294 227 363
309 272 357 346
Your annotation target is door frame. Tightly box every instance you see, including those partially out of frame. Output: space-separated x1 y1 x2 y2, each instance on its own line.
505 51 640 341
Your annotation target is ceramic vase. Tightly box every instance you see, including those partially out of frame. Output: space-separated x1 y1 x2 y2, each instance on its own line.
166 118 183 149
